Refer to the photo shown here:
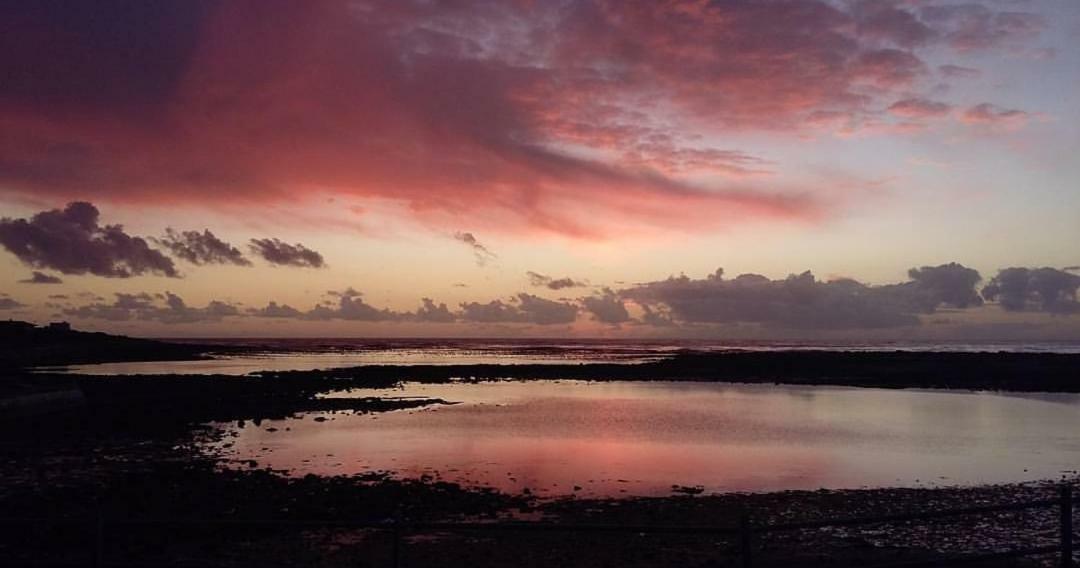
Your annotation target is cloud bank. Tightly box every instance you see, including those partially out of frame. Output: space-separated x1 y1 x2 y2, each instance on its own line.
62 292 238 324
982 268 1080 314
582 288 631 325
48 262 1080 332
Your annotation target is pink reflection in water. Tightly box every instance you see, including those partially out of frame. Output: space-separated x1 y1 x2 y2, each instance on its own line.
211 381 1080 497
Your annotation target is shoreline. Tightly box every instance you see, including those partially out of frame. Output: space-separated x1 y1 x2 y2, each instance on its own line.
3 401 1075 567
6 337 1080 565
5 320 1077 395
45 349 1080 393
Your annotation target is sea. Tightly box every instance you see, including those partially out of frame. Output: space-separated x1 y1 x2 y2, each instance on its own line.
49 337 1080 376
47 338 1080 497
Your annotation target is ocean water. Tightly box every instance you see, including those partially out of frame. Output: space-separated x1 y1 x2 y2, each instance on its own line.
212 381 1080 497
49 337 1080 375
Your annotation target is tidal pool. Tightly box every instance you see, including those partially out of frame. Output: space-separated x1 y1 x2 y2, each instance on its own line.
210 381 1080 497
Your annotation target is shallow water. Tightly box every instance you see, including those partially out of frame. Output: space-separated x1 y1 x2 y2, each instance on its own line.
210 381 1080 497
47 337 1080 375
46 350 648 376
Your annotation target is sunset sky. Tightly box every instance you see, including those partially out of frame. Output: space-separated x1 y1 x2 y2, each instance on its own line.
1 0 1078 338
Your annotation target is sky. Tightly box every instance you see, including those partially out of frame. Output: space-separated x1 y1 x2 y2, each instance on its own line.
1 0 1078 339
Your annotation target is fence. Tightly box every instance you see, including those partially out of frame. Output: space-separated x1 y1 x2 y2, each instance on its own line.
2 485 1075 568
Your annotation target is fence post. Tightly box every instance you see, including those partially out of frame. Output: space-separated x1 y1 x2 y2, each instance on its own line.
740 512 754 568
1063 485 1074 568
392 522 402 568
93 507 104 568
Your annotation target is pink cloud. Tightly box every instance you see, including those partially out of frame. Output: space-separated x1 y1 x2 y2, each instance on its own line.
939 64 982 79
920 4 1045 51
850 49 927 87
852 0 937 48
960 103 1029 128
0 1 1049 238
888 98 953 119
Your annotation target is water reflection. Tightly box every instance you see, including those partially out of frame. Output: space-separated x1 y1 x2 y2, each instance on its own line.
211 381 1080 497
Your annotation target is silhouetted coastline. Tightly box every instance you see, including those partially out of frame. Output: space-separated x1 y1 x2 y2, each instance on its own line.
6 320 1080 394
0 319 211 369
248 349 1080 392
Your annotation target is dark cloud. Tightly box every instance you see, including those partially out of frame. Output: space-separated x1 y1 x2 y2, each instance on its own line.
527 271 586 290
622 263 984 329
19 271 63 284
982 268 1080 314
252 290 457 322
249 238 325 268
305 289 398 321
0 202 177 278
459 299 523 324
454 233 496 266
415 298 456 323
63 291 238 323
460 294 577 325
247 292 404 321
328 287 363 298
248 301 303 319
157 292 240 324
156 228 251 266
517 294 578 325
640 304 674 327
1065 266 1080 273
582 288 630 325
0 297 25 310
903 262 984 309
0 2 212 114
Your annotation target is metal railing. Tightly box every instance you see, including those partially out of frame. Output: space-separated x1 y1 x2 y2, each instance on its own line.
2 485 1075 567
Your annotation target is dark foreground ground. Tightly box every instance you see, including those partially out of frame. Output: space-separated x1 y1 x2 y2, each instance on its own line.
3 363 1079 567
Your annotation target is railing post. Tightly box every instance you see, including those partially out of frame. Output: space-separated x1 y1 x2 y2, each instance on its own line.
1063 485 1074 568
93 507 104 567
740 512 754 568
392 522 402 568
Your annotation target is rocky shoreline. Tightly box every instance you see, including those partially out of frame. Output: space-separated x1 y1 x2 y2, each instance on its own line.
3 422 1072 566
4 325 1080 566
248 349 1080 392
3 367 1078 566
